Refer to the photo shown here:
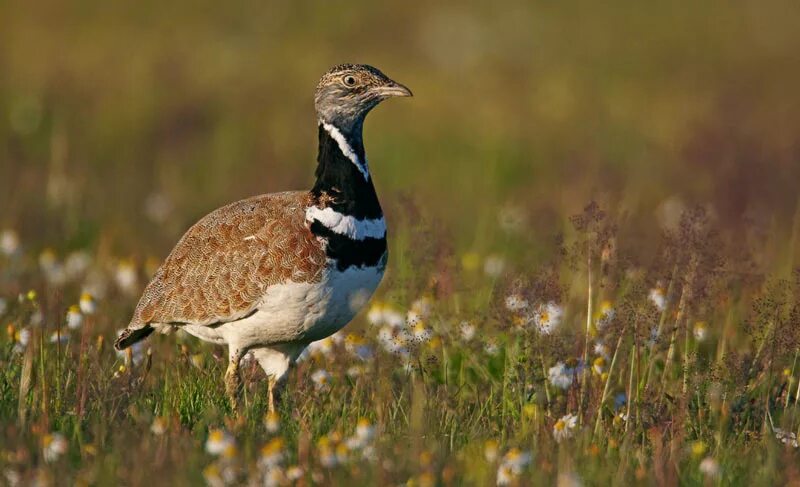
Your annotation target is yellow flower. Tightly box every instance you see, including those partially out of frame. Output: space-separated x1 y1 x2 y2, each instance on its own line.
461 252 480 271
484 439 499 462
592 357 606 375
419 450 433 468
417 472 436 487
264 411 280 433
690 440 707 457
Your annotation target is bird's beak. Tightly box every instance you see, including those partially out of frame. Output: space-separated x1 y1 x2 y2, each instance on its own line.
374 80 413 98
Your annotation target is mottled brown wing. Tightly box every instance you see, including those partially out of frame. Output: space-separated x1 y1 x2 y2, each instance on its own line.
130 191 327 327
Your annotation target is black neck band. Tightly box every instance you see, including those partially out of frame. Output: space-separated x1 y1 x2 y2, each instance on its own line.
311 124 383 220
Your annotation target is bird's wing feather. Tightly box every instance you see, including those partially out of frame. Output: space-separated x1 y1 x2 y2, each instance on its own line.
130 191 327 328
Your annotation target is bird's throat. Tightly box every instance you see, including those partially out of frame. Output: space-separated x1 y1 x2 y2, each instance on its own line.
311 122 382 220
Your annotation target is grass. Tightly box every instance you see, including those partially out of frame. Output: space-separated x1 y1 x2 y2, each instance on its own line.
1 0 800 484
1 202 800 485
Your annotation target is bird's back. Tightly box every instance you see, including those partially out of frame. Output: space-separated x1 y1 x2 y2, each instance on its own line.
118 190 328 347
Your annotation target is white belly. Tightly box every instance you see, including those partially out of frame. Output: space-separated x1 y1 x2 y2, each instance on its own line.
181 264 384 350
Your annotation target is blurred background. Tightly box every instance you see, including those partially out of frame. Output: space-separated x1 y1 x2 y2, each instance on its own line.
2 0 799 274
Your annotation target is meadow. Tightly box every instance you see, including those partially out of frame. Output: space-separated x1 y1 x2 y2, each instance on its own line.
1 0 800 485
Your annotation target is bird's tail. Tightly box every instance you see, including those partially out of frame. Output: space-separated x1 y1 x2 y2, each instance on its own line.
114 325 154 350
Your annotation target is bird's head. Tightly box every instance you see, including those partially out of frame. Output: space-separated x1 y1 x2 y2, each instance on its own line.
314 64 412 136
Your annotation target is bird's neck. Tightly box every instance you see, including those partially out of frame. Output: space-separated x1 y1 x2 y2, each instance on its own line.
311 121 382 220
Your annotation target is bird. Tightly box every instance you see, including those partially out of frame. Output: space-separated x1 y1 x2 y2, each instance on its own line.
114 64 412 412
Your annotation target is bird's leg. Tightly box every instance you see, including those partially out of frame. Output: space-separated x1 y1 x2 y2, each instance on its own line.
267 376 277 413
225 348 243 412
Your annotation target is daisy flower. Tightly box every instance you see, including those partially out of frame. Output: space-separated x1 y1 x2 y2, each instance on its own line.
504 293 529 312
459 321 476 342
264 411 280 434
79 293 97 315
595 300 614 330
534 302 563 335
66 305 83 330
42 433 68 463
286 466 303 481
553 414 578 443
259 437 285 469
317 437 338 468
345 334 374 361
496 448 532 485
64 251 91 279
649 287 667 312
115 259 138 294
693 321 708 342
366 302 386 326
483 254 506 277
548 362 574 390
699 457 720 478
151 417 168 435
311 369 331 390
205 429 236 456
0 229 20 256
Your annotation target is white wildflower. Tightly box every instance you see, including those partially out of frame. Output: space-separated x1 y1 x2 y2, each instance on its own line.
483 254 506 277
774 428 799 448
66 305 83 330
311 369 331 390
345 334 374 361
144 192 174 224
496 448 531 485
649 287 666 312
595 301 614 330
534 302 563 335
504 293 528 312
205 429 236 456
355 418 375 443
49 331 68 344
64 251 91 279
115 260 138 294
42 433 68 462
459 321 476 342
258 437 285 469
411 322 432 342
699 457 720 478
593 341 610 359
548 362 573 390
366 302 386 326
383 308 405 329
79 293 97 315
0 229 20 256
151 417 168 435
286 466 303 481
693 321 708 342
553 413 578 443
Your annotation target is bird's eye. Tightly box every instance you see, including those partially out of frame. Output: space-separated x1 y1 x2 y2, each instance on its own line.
343 75 357 87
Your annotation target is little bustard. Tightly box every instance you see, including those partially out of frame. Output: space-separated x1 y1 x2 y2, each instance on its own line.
114 64 412 411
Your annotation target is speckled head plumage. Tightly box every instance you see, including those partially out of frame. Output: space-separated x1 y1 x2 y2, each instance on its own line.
314 64 412 136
